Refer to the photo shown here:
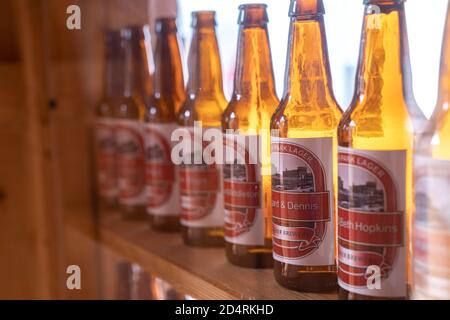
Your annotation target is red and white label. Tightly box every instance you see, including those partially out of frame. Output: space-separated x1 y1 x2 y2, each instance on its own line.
115 119 146 206
95 118 118 199
414 157 450 299
271 137 334 266
144 123 179 217
223 134 265 246
337 148 407 298
179 127 223 228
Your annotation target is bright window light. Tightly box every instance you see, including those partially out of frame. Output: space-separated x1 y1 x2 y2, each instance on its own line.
177 0 448 118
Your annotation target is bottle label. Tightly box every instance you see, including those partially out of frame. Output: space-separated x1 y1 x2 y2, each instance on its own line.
116 120 146 206
337 148 406 297
271 137 334 266
144 123 179 216
414 156 450 299
179 127 223 228
95 118 118 199
223 134 265 246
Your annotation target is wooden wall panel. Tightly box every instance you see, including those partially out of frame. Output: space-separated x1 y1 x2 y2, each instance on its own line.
105 0 149 30
45 0 105 299
0 0 65 299
0 0 152 299
0 114 38 299
46 0 151 299
45 0 104 61
0 64 26 127
0 0 20 61
50 61 101 211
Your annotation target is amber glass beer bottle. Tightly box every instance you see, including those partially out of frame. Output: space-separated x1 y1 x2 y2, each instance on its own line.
222 4 279 268
115 25 153 219
271 0 342 292
337 0 425 299
178 11 227 246
413 4 450 300
146 17 186 232
95 30 123 208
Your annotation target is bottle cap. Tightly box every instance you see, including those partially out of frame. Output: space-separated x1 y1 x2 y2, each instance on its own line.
192 11 217 28
238 4 269 27
289 0 325 17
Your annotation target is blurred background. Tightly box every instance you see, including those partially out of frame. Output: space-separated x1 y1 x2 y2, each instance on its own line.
0 0 447 299
177 0 448 117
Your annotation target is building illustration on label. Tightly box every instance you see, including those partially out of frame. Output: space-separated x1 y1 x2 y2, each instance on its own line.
271 139 332 264
338 178 384 212
179 130 222 227
116 122 146 204
180 161 219 222
272 167 314 192
145 126 174 210
414 158 450 299
95 120 117 198
338 150 405 295
223 135 262 244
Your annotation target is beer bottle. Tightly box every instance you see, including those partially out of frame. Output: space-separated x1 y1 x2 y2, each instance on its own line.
116 25 154 220
95 30 123 208
178 11 227 246
271 0 342 292
146 17 186 231
222 4 279 268
337 0 425 299
413 4 450 300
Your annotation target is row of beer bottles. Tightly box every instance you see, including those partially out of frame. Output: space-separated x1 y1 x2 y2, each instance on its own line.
94 0 450 300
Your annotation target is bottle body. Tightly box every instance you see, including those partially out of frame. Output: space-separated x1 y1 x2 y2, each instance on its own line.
222 4 279 268
116 25 153 220
146 18 185 232
337 1 423 299
413 4 450 300
271 0 341 292
178 11 227 246
95 31 122 208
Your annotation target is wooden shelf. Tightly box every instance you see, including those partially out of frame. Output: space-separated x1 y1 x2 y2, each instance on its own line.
68 208 337 300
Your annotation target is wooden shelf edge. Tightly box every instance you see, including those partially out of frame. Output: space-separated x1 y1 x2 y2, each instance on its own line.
66 208 337 300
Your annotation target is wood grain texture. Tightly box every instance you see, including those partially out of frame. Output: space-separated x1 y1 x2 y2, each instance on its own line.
68 209 337 300
6 0 65 299
0 64 25 127
105 0 149 30
0 127 39 298
0 0 20 61
0 0 152 299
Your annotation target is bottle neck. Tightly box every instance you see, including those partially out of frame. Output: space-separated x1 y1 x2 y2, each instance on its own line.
123 45 137 98
354 3 412 101
283 15 335 104
104 54 122 99
123 37 147 99
187 25 224 99
154 31 185 102
232 25 277 102
104 52 114 98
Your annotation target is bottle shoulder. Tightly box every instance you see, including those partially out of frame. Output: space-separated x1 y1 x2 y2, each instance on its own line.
224 95 279 115
271 96 342 131
116 96 142 120
340 95 418 125
338 99 416 149
144 95 178 123
426 101 450 159
178 96 226 127
222 96 279 131
95 97 116 118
